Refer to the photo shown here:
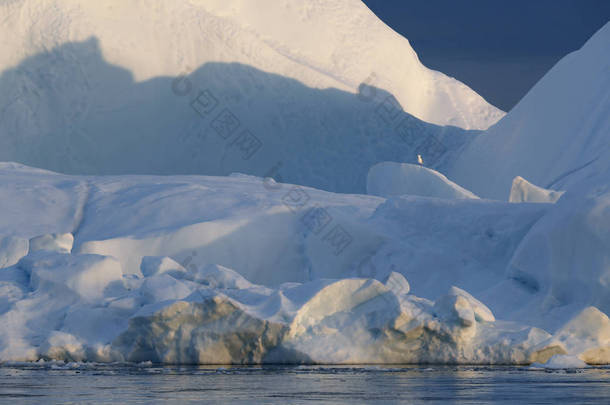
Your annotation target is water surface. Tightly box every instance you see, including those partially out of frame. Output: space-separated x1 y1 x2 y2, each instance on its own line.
1 363 609 404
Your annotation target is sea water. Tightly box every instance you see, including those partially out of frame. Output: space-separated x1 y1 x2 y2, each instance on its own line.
1 363 609 404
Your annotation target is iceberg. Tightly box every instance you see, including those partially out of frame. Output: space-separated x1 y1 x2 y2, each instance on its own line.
0 1 607 367
0 163 607 364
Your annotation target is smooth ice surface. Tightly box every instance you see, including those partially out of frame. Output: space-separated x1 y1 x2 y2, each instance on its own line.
450 22 610 200
367 162 479 199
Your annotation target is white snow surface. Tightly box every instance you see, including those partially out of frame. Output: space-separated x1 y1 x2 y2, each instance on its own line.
367 162 479 199
0 163 608 364
449 22 610 200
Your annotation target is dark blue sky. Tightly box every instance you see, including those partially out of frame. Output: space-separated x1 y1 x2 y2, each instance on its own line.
362 0 610 111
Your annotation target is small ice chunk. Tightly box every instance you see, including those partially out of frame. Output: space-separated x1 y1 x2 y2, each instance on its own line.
434 286 495 326
41 331 85 362
383 272 410 295
0 235 29 268
509 176 564 203
140 256 187 278
531 354 587 369
438 295 475 327
18 251 123 301
29 233 74 254
189 264 253 289
139 274 194 304
552 306 610 364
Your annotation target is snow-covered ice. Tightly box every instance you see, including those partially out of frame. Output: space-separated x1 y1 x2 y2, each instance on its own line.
0 2 608 366
367 162 479 199
0 163 607 365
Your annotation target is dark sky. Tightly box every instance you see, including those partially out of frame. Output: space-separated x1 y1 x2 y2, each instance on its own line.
362 0 610 111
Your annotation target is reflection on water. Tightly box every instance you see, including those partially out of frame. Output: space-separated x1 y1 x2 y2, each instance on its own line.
1 363 609 404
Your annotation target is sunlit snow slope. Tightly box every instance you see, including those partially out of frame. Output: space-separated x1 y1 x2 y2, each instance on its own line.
0 0 502 193
0 0 503 129
449 22 610 200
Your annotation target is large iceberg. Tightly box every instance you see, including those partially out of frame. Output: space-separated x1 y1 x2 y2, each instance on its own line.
0 0 503 194
0 163 608 365
0 2 608 367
